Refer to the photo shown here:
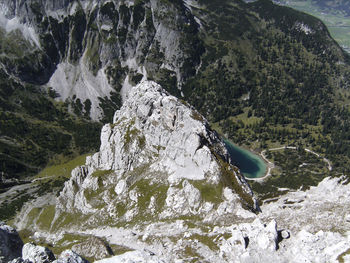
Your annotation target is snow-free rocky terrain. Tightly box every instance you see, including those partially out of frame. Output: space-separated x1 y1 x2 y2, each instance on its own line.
1 81 348 262
0 0 203 120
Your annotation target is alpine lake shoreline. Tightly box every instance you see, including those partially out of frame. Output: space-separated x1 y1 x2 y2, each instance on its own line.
223 139 268 180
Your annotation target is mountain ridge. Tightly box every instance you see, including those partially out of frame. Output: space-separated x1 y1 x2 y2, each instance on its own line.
0 0 349 182
0 1 350 261
2 81 349 262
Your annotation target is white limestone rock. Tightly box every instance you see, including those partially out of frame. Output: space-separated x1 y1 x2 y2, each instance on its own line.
55 80 254 225
47 62 114 120
8 258 29 263
94 250 164 263
258 177 350 263
279 229 350 263
260 177 350 234
280 230 290 239
219 219 279 262
56 166 97 214
86 81 229 185
53 250 88 263
22 243 55 263
216 187 240 216
115 180 127 195
345 214 350 223
294 21 315 35
162 180 201 217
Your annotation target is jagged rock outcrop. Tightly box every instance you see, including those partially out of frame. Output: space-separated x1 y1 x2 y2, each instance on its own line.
22 243 56 263
52 250 89 263
71 237 113 260
219 219 281 262
54 81 255 229
0 221 23 263
0 221 88 263
12 245 88 263
87 80 231 183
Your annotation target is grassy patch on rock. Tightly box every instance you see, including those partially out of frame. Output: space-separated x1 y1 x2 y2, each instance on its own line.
36 154 89 179
190 180 223 205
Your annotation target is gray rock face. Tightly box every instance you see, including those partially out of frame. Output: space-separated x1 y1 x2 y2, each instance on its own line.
87 80 230 184
8 258 31 263
219 219 280 261
54 80 255 228
22 243 55 263
8 245 88 263
0 0 203 119
0 221 23 263
52 250 88 263
71 237 113 260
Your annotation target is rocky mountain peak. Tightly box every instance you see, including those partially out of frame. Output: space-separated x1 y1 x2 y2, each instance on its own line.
53 81 255 229
89 80 231 184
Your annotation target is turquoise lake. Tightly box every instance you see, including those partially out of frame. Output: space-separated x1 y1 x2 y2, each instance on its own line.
224 139 266 179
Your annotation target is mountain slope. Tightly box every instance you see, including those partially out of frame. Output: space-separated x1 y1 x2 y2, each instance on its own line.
0 68 101 181
17 81 256 229
0 0 203 120
13 81 259 261
9 81 350 263
0 0 349 200
272 0 350 52
183 0 350 191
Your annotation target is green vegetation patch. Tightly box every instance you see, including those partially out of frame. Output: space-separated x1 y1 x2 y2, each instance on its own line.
212 150 255 210
191 111 205 122
49 233 91 259
36 205 56 231
91 169 113 178
83 188 105 208
0 70 102 180
36 154 89 179
276 0 350 52
0 190 34 221
0 28 34 57
25 207 42 226
188 233 219 251
190 180 223 205
123 120 147 150
183 0 350 180
110 244 133 255
130 178 168 214
51 212 90 232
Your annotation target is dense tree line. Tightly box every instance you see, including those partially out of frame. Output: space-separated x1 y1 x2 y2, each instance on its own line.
0 69 101 180
183 0 350 174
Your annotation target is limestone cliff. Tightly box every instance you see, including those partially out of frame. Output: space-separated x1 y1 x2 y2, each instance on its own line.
54 80 256 229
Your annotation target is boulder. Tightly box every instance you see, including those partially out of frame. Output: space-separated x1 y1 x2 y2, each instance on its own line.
53 250 89 263
71 237 113 261
0 221 24 263
22 243 55 263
